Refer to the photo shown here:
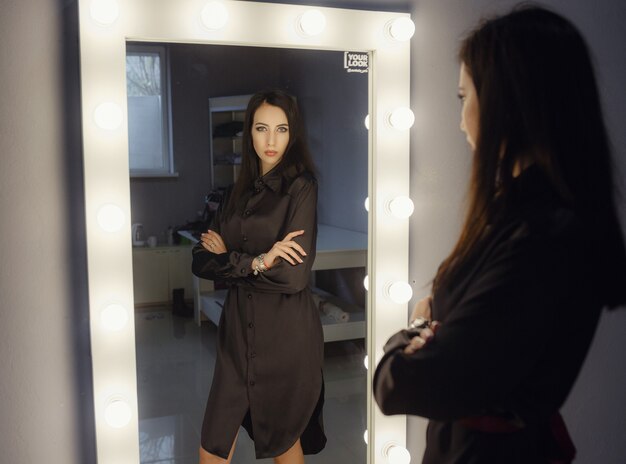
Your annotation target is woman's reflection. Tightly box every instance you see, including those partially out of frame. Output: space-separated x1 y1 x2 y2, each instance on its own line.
192 89 326 464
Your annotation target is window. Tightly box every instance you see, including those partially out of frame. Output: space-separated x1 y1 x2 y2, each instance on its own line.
126 45 174 177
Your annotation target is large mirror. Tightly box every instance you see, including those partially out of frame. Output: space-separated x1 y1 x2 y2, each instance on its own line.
130 42 369 463
77 1 412 463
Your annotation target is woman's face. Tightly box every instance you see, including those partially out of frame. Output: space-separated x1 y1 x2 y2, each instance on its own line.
458 63 479 150
252 102 290 175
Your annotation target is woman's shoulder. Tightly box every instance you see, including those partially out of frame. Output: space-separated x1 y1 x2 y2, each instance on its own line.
494 205 582 260
285 170 317 194
503 165 582 241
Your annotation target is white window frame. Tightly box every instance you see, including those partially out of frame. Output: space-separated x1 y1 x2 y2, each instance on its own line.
126 44 175 177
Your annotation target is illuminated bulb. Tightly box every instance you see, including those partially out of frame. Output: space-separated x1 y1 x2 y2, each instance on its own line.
387 281 413 304
104 399 132 428
364 114 370 130
388 196 414 219
200 1 229 30
90 0 119 25
96 204 125 232
363 274 369 291
388 107 415 130
363 355 368 370
100 304 129 331
94 102 123 130
387 17 415 42
364 197 369 212
297 10 326 36
363 429 368 444
385 443 411 464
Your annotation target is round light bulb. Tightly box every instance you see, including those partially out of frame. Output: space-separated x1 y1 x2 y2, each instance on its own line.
298 10 326 36
387 17 415 42
363 429 369 445
364 197 369 212
387 444 411 464
388 107 415 130
387 281 413 304
363 274 369 291
200 1 229 30
100 304 129 331
96 204 125 232
364 114 370 130
104 399 132 428
90 0 120 25
94 102 123 130
363 355 368 370
388 196 414 219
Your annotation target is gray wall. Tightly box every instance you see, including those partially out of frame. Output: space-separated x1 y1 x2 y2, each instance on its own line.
129 44 282 240
279 48 369 232
407 1 626 463
0 0 95 463
131 44 368 240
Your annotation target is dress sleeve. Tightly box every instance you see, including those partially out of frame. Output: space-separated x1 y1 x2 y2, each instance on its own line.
191 189 256 282
192 178 318 292
373 228 578 421
245 178 318 294
192 244 255 282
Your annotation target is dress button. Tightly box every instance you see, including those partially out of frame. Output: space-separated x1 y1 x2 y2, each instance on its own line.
241 268 246 274
249 380 255 386
242 235 248 241
248 322 254 328
247 294 252 300
244 210 252 216
250 352 257 358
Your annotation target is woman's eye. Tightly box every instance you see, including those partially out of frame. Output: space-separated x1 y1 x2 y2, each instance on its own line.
277 127 288 133
255 126 267 132
457 93 466 102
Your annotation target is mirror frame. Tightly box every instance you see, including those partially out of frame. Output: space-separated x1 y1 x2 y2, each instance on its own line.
77 1 412 462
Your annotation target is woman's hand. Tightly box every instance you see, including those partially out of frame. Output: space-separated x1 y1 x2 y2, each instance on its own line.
403 322 440 355
264 230 307 268
200 230 227 254
404 296 437 355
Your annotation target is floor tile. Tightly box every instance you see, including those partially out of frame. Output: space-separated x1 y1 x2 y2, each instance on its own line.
136 308 366 463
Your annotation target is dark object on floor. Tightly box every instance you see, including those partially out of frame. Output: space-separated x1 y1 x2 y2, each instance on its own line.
172 288 193 318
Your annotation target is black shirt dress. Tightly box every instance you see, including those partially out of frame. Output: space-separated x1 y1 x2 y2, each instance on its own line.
192 168 326 460
374 166 614 463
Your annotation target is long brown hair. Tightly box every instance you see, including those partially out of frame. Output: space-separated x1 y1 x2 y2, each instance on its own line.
223 89 317 219
434 5 626 307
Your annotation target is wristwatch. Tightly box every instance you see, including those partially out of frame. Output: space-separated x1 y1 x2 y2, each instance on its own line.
408 316 431 331
253 253 268 275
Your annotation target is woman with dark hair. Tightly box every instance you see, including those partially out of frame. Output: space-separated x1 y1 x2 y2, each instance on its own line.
193 89 326 464
374 5 626 464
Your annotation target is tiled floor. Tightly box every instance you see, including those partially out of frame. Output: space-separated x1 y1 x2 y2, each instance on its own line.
135 308 367 463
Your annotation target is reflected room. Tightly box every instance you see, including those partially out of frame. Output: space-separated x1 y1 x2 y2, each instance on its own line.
127 43 369 463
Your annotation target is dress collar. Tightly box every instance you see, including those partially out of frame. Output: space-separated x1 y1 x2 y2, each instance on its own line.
254 168 283 193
